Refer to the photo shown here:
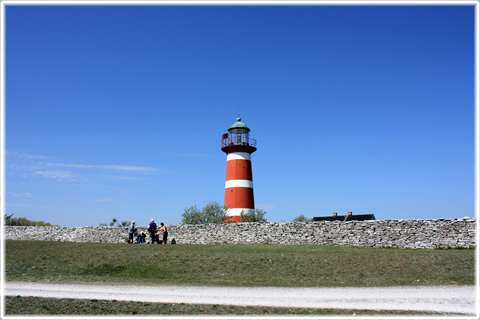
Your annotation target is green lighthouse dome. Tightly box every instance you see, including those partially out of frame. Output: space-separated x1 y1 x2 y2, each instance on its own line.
228 117 250 133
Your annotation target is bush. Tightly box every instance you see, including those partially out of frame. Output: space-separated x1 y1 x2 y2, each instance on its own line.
292 215 312 222
181 202 228 225
99 218 129 227
240 209 267 222
5 214 54 226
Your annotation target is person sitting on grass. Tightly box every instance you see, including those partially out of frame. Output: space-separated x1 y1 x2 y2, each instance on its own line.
154 228 161 244
137 232 146 243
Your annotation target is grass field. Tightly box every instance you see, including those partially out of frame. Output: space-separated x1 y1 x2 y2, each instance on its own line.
6 240 474 287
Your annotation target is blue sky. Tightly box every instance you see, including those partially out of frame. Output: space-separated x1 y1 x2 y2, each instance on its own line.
5 4 475 227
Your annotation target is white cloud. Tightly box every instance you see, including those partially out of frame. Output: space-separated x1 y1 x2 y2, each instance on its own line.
7 192 33 197
33 170 78 181
7 151 168 183
94 198 113 202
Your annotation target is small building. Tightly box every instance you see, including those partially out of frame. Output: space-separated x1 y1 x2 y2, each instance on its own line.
313 212 376 222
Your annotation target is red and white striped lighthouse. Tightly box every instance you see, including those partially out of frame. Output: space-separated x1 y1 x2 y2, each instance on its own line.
221 117 257 223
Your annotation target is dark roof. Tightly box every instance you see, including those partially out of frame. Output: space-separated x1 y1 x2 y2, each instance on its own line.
312 214 376 222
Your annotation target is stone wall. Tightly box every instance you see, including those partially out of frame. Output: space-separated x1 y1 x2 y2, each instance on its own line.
4 218 476 249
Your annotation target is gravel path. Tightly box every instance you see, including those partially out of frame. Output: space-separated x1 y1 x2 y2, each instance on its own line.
4 282 476 315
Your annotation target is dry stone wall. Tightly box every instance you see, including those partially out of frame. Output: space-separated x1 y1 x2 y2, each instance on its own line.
4 218 476 249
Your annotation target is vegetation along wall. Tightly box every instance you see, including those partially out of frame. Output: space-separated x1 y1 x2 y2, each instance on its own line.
4 218 476 249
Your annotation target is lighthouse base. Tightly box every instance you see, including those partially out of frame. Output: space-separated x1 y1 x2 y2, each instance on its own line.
224 216 242 223
224 208 255 223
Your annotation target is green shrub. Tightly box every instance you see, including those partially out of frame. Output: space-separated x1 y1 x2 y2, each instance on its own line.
292 215 312 222
181 202 228 225
240 209 267 222
5 214 54 226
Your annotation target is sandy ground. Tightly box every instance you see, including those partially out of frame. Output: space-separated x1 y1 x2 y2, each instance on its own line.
4 282 477 315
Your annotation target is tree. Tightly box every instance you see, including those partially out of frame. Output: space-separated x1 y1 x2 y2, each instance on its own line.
240 209 267 222
181 202 228 225
292 214 312 222
5 214 53 226
99 218 129 227
4 213 14 225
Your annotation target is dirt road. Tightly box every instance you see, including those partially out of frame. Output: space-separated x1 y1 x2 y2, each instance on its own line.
4 282 476 315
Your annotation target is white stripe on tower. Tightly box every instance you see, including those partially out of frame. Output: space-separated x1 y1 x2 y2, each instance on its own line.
226 208 255 216
227 152 251 161
225 180 254 188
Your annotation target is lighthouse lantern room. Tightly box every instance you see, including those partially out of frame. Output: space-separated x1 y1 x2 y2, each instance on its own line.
221 117 257 222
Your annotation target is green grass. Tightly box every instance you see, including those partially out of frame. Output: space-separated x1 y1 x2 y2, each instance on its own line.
5 240 475 287
4 296 453 316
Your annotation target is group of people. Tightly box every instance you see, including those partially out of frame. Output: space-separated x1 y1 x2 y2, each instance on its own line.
128 219 168 244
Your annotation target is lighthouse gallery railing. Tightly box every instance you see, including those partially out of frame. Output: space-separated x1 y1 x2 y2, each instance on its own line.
221 136 257 148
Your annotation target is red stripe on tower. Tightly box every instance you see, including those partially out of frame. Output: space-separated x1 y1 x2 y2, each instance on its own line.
221 117 257 222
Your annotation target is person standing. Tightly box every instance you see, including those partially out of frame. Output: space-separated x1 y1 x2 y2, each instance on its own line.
128 221 137 244
148 219 157 244
160 222 168 245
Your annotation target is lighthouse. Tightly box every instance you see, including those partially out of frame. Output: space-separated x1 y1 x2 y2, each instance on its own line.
221 117 257 222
